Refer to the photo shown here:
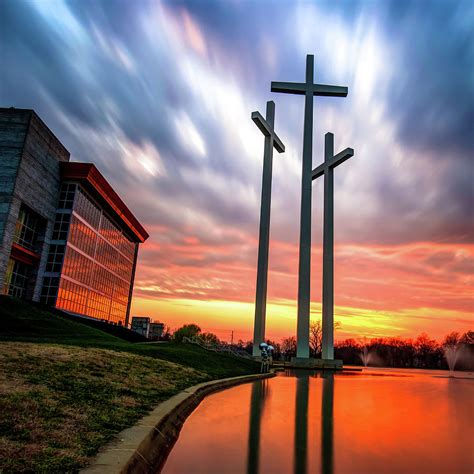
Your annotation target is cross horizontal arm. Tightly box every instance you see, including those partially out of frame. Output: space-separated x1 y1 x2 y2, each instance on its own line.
271 81 307 95
312 148 354 180
251 111 285 153
271 82 348 97
313 84 348 97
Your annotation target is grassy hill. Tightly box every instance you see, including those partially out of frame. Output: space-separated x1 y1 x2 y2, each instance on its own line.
0 297 259 472
0 296 258 378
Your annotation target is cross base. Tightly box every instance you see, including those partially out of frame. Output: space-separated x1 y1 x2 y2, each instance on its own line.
290 357 343 370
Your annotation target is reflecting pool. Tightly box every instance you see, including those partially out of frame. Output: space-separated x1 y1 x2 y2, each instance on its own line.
162 368 473 473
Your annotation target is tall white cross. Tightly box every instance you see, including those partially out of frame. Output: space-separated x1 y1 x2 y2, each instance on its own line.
251 100 285 356
312 132 354 359
271 54 347 358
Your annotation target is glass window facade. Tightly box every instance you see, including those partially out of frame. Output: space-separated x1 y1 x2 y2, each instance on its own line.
13 205 44 252
45 244 66 273
40 276 60 306
4 204 46 298
4 259 31 298
52 212 71 241
74 187 101 229
58 183 76 209
41 183 137 325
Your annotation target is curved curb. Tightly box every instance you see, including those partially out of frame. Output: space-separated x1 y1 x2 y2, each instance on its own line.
82 372 275 474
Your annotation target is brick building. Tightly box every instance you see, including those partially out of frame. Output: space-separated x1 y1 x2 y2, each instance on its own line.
0 108 148 326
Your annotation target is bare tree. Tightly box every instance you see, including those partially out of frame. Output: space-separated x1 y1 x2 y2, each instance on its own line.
310 320 341 356
310 321 322 355
281 336 297 359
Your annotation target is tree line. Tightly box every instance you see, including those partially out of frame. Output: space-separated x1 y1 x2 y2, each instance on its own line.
335 331 473 370
167 322 473 371
263 326 473 370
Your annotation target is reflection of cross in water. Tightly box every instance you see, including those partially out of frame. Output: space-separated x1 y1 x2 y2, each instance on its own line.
294 374 309 474
271 55 348 358
251 101 285 357
247 380 268 474
321 373 335 474
312 133 355 360
293 373 335 474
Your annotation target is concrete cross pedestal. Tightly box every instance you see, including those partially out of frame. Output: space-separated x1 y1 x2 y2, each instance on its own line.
251 101 285 357
312 133 354 361
271 54 348 359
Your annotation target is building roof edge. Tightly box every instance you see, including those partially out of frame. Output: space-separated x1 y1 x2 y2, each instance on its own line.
60 162 149 243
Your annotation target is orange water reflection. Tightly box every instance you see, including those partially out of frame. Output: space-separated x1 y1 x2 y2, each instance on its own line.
162 369 473 473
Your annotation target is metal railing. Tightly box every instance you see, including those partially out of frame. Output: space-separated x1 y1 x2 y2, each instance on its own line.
182 336 253 359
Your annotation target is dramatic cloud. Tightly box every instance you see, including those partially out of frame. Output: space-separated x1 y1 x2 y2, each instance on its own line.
1 0 472 341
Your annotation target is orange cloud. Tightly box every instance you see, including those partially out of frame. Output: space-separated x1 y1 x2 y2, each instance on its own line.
131 237 473 343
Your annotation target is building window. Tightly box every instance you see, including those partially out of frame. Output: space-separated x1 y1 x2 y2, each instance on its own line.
68 215 97 256
56 278 88 315
86 290 110 320
74 187 101 229
4 259 31 298
40 276 60 306
110 300 127 324
52 213 71 241
58 183 77 209
61 247 93 285
13 205 44 252
45 244 66 273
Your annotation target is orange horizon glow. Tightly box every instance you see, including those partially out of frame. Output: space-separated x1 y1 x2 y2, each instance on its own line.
130 240 473 343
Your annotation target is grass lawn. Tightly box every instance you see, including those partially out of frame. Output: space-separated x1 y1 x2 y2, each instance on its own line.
0 297 259 472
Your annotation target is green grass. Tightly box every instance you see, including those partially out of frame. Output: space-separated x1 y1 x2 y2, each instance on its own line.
0 297 259 472
0 296 258 378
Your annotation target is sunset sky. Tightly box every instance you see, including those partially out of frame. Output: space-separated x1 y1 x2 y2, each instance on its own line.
2 0 473 342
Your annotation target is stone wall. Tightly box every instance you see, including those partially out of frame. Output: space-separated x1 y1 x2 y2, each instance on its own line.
0 109 29 288
0 108 70 299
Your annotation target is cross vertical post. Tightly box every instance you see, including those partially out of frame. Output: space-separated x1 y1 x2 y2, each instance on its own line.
251 101 285 357
271 54 348 359
312 133 354 360
295 54 314 359
322 133 335 360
